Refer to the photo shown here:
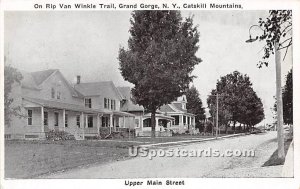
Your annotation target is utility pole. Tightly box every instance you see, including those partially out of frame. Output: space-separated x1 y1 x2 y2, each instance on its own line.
208 93 228 139
216 94 219 138
275 42 285 160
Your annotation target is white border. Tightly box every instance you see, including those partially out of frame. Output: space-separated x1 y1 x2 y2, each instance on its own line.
0 0 299 189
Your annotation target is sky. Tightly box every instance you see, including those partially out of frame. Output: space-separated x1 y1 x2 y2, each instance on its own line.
4 10 293 124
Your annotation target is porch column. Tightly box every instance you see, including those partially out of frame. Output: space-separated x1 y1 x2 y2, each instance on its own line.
155 118 159 131
41 106 44 133
62 109 66 131
97 114 100 135
140 116 143 129
193 117 195 128
110 114 113 133
81 112 85 139
180 115 184 126
123 116 126 128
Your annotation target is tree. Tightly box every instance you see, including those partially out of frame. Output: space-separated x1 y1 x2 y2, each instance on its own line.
118 11 201 137
207 71 264 133
186 86 206 130
4 64 23 126
247 10 292 160
282 69 293 125
238 88 265 130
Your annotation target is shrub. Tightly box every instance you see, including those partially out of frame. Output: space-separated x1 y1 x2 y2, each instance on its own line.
45 130 75 141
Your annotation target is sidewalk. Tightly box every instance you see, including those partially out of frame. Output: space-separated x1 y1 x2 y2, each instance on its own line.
282 140 294 177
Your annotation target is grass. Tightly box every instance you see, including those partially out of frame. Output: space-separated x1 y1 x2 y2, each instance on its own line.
5 135 215 179
262 132 293 167
5 140 137 179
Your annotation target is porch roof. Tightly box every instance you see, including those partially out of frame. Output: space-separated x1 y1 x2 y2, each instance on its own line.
113 111 136 117
143 113 175 121
23 97 104 114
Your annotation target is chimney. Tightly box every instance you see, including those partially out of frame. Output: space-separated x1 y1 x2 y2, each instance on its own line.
76 75 81 84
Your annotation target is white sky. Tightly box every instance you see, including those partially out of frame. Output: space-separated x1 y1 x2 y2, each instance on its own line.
4 11 292 124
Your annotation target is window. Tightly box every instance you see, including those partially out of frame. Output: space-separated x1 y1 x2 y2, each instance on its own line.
111 99 116 110
51 88 55 98
111 99 114 110
65 114 68 127
183 116 186 124
135 119 139 128
87 116 93 128
102 116 109 127
76 115 80 128
188 117 190 125
113 100 116 110
104 98 108 109
54 112 59 126
27 110 32 125
85 98 92 108
171 116 179 125
44 112 48 126
107 99 110 109
57 91 61 99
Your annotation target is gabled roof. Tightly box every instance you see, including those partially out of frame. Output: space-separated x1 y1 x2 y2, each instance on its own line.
117 87 144 112
172 102 187 113
31 69 58 85
75 81 123 100
20 69 83 98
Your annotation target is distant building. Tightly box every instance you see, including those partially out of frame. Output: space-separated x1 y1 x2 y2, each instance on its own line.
118 87 197 136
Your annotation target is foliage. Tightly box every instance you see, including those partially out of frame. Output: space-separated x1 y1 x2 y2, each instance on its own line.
4 64 24 126
186 86 206 129
253 10 292 68
207 71 264 132
118 11 201 136
45 130 75 141
282 69 293 125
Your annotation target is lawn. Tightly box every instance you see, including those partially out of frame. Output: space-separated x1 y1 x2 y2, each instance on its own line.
5 135 215 179
5 140 137 179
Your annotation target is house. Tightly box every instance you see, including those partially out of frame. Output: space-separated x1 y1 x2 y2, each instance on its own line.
5 69 135 140
118 87 197 136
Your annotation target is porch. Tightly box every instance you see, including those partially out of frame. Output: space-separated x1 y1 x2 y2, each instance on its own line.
22 97 135 140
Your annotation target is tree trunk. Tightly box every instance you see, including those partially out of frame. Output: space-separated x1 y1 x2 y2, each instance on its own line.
233 121 236 134
151 109 156 138
225 124 228 134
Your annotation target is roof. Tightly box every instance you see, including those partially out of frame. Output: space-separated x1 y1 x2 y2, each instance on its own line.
172 102 187 113
23 97 135 117
31 69 57 85
143 113 175 121
23 97 102 114
20 70 40 90
117 87 144 112
20 69 83 98
75 81 123 100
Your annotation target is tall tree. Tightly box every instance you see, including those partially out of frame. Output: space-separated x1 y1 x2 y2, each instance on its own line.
4 64 23 126
247 10 292 160
283 69 293 125
119 11 201 137
207 71 264 133
186 86 206 129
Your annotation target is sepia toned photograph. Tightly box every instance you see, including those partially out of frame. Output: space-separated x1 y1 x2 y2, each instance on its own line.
3 9 293 180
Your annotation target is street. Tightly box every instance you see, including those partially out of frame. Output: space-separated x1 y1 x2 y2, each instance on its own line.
43 131 282 178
